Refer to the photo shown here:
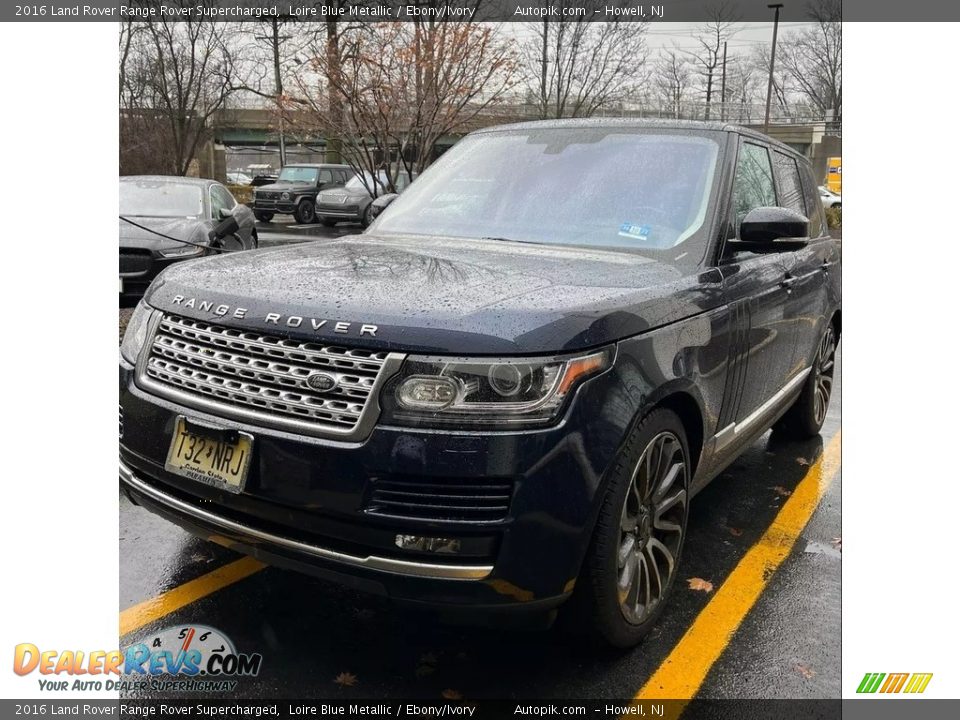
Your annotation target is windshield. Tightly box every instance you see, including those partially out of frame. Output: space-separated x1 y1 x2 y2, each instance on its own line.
278 167 319 183
119 180 204 218
375 128 721 260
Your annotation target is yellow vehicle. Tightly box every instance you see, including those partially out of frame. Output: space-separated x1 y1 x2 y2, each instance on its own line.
825 156 842 194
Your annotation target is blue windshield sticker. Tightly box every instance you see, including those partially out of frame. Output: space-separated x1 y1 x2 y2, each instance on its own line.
619 222 651 240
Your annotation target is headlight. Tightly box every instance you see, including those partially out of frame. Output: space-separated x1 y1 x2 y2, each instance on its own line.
280 191 291 200
120 301 154 364
380 349 613 428
158 244 205 258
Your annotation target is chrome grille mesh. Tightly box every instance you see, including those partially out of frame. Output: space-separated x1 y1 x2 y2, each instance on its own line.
142 314 394 436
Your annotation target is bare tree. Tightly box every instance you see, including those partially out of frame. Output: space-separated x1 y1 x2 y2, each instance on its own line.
654 48 691 119
522 11 650 119
776 0 841 121
119 7 239 176
286 22 517 195
686 1 739 120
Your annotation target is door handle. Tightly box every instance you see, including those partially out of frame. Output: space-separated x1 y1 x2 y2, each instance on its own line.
780 273 797 292
821 259 831 274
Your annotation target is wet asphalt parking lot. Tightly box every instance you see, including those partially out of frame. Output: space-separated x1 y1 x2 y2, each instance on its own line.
119 218 841 701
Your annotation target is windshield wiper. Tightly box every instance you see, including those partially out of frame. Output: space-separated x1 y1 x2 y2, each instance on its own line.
480 236 551 247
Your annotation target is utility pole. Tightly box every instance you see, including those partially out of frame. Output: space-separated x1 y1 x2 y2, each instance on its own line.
256 18 291 168
720 41 727 121
540 18 548 119
764 3 784 134
271 18 287 168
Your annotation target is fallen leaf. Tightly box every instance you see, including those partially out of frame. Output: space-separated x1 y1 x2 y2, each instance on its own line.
831 536 842 551
441 689 463 700
333 672 358 688
772 486 793 497
727 526 743 537
687 577 714 593
796 663 816 679
796 457 810 466
419 652 439 665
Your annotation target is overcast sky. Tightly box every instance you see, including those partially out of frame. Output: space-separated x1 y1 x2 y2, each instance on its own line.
506 20 815 54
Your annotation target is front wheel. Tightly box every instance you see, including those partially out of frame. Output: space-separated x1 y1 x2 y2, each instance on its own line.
565 408 690 648
254 211 274 222
360 203 374 228
294 199 316 224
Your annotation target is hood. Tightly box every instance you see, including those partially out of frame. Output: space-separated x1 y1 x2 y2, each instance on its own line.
145 234 721 354
319 187 367 201
119 217 208 253
256 181 313 193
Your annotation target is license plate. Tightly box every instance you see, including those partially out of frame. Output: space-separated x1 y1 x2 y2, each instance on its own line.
165 417 253 493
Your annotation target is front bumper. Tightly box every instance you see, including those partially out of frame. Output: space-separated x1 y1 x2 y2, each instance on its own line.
252 199 297 214
119 253 194 300
315 203 361 219
119 354 628 611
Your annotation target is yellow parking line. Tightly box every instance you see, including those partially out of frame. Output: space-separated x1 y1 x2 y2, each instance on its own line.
119 556 265 637
637 431 842 701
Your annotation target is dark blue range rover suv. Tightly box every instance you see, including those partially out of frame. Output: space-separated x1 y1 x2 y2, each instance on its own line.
119 120 840 647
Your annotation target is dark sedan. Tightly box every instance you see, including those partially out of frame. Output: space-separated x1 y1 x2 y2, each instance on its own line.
119 176 257 305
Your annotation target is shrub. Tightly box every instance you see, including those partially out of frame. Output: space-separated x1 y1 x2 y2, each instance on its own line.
227 184 253 205
825 206 842 228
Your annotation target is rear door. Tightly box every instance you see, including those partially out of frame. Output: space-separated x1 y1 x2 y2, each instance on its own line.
716 139 802 433
773 153 837 370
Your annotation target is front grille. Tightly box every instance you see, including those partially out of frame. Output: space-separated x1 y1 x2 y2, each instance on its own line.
366 476 514 524
318 204 359 214
120 249 152 274
141 314 395 438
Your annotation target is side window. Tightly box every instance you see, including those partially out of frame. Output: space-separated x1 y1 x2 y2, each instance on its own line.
317 169 333 185
209 184 236 217
800 163 826 237
731 142 776 237
772 152 807 215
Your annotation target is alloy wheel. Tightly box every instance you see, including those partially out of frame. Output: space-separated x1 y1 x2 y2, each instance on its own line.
813 327 836 426
617 431 688 624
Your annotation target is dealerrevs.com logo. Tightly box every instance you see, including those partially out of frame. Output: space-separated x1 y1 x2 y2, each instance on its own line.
857 672 933 694
13 625 263 693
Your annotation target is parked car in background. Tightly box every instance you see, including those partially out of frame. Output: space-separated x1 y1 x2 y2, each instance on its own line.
819 185 841 209
119 176 256 304
226 171 253 185
316 170 415 228
252 163 352 224
119 121 839 647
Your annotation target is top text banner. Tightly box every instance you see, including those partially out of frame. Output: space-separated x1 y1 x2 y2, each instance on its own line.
1 0 951 22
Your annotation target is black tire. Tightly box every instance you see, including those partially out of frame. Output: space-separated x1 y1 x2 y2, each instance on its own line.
565 407 691 648
360 203 374 228
776 325 837 438
254 211 274 223
320 218 338 228
294 199 316 224
251 230 259 249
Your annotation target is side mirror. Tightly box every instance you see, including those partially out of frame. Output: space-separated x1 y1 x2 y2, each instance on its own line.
732 207 809 252
369 193 398 220
218 206 234 220
209 215 240 243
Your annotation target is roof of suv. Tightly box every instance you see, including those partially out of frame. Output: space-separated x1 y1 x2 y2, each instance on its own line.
282 163 352 169
471 118 805 162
